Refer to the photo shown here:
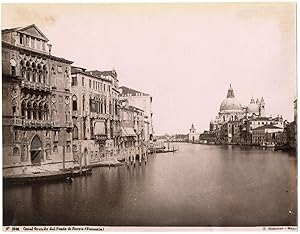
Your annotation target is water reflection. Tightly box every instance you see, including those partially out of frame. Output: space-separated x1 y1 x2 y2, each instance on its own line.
3 143 297 226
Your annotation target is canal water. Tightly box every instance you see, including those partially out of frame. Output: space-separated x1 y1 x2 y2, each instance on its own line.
3 143 297 226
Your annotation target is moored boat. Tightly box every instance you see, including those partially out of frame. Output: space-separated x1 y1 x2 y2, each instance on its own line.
261 142 276 148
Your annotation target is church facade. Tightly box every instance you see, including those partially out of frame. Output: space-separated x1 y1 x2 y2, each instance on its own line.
188 124 201 143
189 84 273 145
210 85 266 133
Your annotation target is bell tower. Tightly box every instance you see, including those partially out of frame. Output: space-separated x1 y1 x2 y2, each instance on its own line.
259 97 265 117
190 124 196 133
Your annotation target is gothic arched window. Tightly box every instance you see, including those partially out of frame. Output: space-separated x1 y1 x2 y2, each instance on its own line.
21 100 26 118
38 103 43 120
72 95 77 111
27 101 32 119
13 146 20 156
73 125 78 140
26 69 30 81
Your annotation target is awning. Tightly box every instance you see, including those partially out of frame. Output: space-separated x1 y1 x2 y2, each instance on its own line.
121 127 127 136
94 121 106 135
121 127 137 137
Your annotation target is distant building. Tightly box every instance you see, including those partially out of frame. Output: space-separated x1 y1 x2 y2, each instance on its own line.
199 131 216 144
172 134 189 142
119 99 146 157
210 84 266 131
219 121 242 144
188 124 200 143
200 84 291 147
119 86 153 143
285 98 297 151
252 125 283 146
247 117 273 133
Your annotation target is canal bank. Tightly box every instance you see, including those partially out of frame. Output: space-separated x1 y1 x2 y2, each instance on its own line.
3 151 154 184
3 143 297 226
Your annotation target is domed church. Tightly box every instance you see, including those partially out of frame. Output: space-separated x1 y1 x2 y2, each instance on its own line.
218 84 244 122
209 84 266 131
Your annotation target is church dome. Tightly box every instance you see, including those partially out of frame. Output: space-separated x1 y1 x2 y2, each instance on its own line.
219 85 243 113
247 97 259 114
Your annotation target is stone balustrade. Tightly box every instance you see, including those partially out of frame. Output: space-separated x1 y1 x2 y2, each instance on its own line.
21 80 51 92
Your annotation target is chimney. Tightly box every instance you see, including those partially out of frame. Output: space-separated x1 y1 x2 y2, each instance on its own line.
48 44 52 55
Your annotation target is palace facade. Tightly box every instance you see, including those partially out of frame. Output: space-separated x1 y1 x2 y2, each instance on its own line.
2 25 73 175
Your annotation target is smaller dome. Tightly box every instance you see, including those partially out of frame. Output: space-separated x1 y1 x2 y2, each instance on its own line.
247 97 259 114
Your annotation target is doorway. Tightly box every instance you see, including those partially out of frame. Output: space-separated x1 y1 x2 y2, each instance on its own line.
31 135 42 165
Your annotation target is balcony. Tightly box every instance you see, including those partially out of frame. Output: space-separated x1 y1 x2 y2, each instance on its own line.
21 119 53 128
95 134 108 144
20 80 51 92
53 121 60 128
41 120 53 128
36 83 51 92
11 117 23 127
35 120 42 127
23 119 31 127
66 121 73 128
82 111 89 117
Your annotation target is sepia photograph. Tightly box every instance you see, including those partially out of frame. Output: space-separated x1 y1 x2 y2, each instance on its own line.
1 2 297 230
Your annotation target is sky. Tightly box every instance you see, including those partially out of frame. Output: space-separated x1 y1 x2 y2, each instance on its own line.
2 3 296 135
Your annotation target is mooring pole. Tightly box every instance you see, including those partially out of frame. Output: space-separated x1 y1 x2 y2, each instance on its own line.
62 145 66 170
84 150 87 174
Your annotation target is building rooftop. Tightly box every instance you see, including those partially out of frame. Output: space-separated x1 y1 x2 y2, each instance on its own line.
252 117 271 121
71 66 112 83
119 86 149 96
120 104 144 113
2 24 49 41
128 105 144 112
88 70 118 81
252 124 283 131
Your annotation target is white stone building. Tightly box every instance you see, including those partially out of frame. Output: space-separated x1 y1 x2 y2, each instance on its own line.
119 86 153 143
210 84 266 131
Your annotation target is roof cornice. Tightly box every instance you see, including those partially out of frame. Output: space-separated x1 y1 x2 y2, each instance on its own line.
71 70 112 83
2 41 73 64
